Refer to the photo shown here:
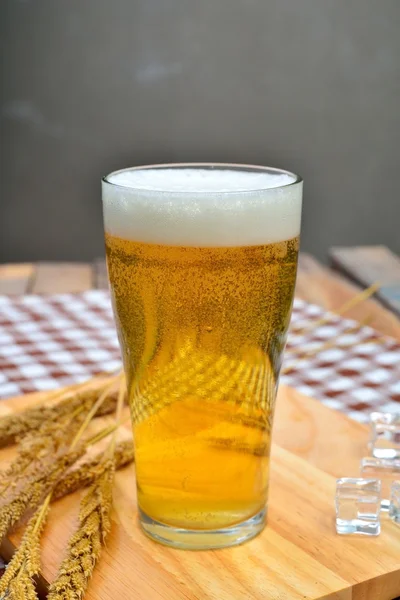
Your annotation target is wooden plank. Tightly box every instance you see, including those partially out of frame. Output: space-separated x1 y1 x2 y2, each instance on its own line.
1 385 400 599
296 253 400 342
31 262 93 294
273 385 368 477
330 246 400 317
0 263 34 294
93 258 109 290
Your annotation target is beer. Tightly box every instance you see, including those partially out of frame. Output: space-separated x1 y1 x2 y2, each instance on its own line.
102 165 302 548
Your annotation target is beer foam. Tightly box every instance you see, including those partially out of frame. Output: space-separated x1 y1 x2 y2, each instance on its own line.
102 166 302 246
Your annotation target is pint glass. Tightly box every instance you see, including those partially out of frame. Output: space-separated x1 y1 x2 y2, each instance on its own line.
102 164 302 549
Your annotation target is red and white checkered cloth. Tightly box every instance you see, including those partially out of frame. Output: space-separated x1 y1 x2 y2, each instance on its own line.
0 291 399 423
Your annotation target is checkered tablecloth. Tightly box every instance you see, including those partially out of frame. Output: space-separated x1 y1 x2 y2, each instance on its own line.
0 291 399 423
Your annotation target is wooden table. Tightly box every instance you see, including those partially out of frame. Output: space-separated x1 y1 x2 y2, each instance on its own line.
2 382 400 600
1 246 400 340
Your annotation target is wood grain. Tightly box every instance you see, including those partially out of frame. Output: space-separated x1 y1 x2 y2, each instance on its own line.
330 246 400 317
297 253 400 341
31 262 93 294
0 263 34 294
1 386 400 600
93 258 109 290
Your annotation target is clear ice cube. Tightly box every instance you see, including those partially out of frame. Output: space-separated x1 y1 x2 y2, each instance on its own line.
360 457 400 510
336 478 381 535
389 481 400 525
369 412 400 459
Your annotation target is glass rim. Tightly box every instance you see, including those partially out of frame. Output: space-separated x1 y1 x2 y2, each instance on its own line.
102 162 302 195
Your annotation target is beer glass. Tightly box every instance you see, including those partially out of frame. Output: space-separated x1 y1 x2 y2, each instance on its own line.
102 163 302 549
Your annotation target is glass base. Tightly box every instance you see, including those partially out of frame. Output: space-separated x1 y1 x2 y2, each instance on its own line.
139 507 266 550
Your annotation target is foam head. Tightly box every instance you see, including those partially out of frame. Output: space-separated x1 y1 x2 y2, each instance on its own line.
102 164 302 247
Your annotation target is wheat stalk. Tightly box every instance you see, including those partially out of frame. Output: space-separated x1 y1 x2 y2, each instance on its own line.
0 406 88 501
4 575 38 600
53 440 134 501
47 462 115 600
0 496 50 599
0 376 126 598
290 281 380 337
0 377 120 449
0 447 84 542
0 377 124 503
47 380 126 600
282 320 371 373
69 375 123 452
0 440 134 599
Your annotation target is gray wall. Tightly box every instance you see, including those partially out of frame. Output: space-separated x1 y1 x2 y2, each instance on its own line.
1 0 399 262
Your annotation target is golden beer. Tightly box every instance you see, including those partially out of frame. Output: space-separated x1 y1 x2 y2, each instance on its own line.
102 164 302 548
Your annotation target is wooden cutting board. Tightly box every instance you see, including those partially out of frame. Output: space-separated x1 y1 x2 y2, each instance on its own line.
1 385 400 600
